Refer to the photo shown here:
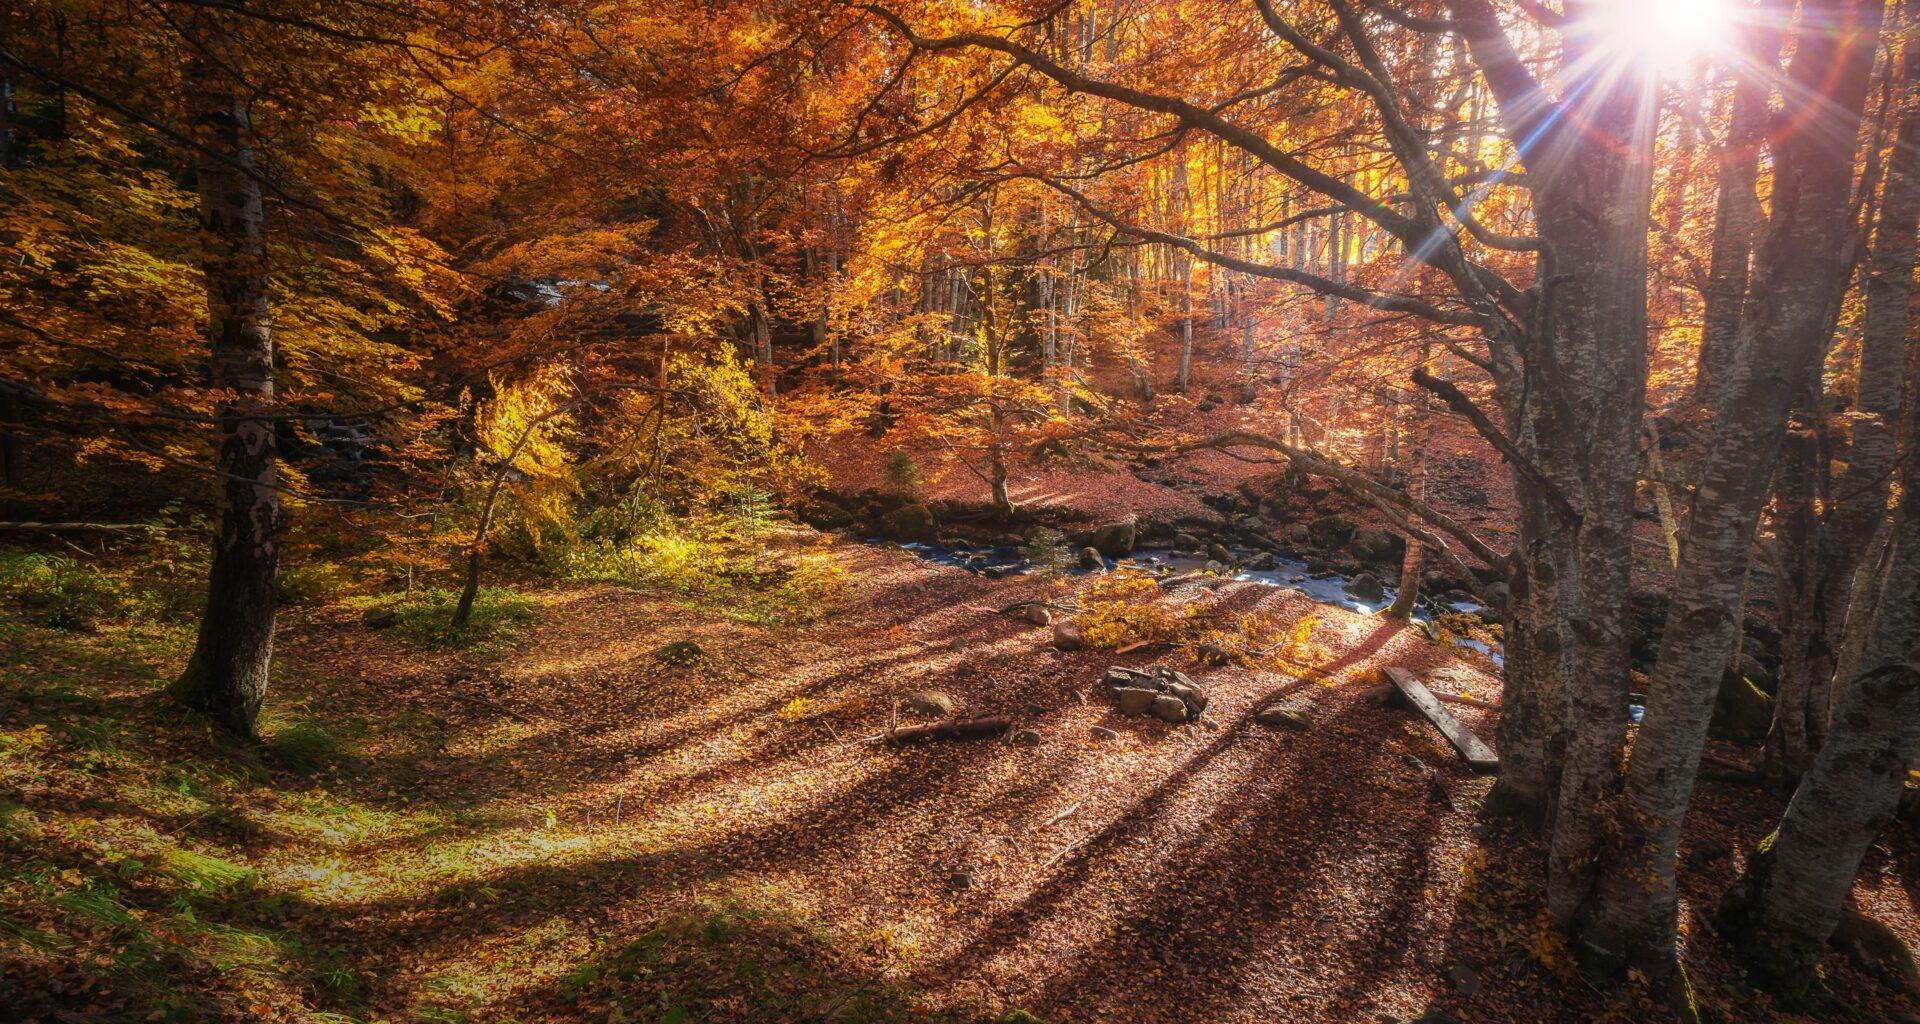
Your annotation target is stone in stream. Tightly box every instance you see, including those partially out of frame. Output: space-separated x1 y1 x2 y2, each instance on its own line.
1204 560 1226 574
1346 572 1386 604
1149 695 1190 724
1207 542 1233 565
1349 528 1405 563
1247 551 1278 571
905 690 954 716
1090 517 1137 556
1078 546 1105 570
1173 531 1203 550
1026 604 1053 626
1115 687 1160 717
1052 621 1085 651
1285 523 1311 546
882 503 939 543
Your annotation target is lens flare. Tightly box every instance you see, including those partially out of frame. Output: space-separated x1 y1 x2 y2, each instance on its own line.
1589 0 1732 71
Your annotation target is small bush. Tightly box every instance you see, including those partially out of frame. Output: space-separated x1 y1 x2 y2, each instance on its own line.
883 449 922 494
1018 528 1073 575
277 561 357 604
0 550 155 629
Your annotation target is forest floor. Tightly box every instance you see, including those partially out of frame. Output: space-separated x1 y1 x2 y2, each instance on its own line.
3 527 1916 1024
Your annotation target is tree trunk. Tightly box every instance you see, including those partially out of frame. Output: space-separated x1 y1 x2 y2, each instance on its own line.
1768 17 1920 780
1576 0 1881 977
1720 389 1920 999
170 24 280 739
1693 29 1775 410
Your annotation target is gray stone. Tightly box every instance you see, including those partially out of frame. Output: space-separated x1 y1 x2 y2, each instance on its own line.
1115 687 1160 716
1052 621 1084 651
1090 726 1121 741
1286 524 1311 546
799 499 855 529
1026 604 1053 626
1105 666 1152 690
1090 518 1137 556
1256 706 1312 730
1346 572 1386 604
1166 681 1208 714
1207 542 1233 565
1204 560 1226 574
1150 695 1190 723
1307 515 1356 549
1247 551 1278 571
906 690 954 716
1350 528 1405 563
1173 532 1202 549
882 503 939 543
1011 728 1043 747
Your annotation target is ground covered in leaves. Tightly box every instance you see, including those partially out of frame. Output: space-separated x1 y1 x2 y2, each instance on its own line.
2 530 1914 1023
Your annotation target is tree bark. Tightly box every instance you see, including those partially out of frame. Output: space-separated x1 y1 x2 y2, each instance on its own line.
170 18 280 739
1768 15 1920 781
1576 0 1882 977
1693 23 1778 410
1720 385 1920 1000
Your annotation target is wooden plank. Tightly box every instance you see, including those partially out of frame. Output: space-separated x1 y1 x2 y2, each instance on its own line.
1384 667 1499 772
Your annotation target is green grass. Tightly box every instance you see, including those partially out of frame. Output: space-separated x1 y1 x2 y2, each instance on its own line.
356 586 541 653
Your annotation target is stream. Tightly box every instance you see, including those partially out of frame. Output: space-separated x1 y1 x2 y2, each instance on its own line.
873 538 1507 668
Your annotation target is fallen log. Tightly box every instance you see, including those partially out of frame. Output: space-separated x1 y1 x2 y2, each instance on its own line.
882 715 1013 745
1384 667 1499 772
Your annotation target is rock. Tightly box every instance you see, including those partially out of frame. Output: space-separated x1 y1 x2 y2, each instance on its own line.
1360 684 1399 707
1090 726 1121 741
798 498 854 529
1350 528 1405 563
1307 515 1356 549
1173 532 1203 550
1090 518 1138 557
1150 694 1191 723
1115 687 1160 716
1026 604 1053 626
1445 963 1480 995
1166 681 1208 714
1204 560 1226 574
1247 551 1278 571
1078 546 1105 571
1256 706 1312 730
1011 728 1043 747
1346 572 1386 604
1207 542 1233 565
1285 524 1311 546
1104 666 1153 690
1710 669 1774 744
948 868 973 889
1052 621 1085 651
882 503 939 543
361 608 397 630
1832 909 1920 998
906 690 954 717
654 639 704 665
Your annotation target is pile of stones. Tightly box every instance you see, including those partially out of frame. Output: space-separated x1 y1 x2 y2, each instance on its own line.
1104 664 1208 724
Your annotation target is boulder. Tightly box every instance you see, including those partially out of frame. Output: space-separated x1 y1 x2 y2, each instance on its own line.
1011 728 1043 747
1832 909 1920 998
1710 669 1773 744
1247 551 1278 571
361 608 397 630
1165 681 1208 715
1207 542 1233 565
882 503 939 543
1307 515 1355 549
1346 572 1386 604
1350 528 1405 563
1090 518 1138 556
1173 531 1203 551
1285 524 1311 546
906 690 954 717
1025 604 1053 627
1150 695 1190 723
1078 547 1105 571
1204 560 1227 574
1105 666 1153 691
1052 621 1085 651
1256 706 1312 730
798 499 855 529
1115 687 1160 716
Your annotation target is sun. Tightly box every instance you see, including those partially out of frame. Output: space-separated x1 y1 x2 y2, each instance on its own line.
1588 0 1734 72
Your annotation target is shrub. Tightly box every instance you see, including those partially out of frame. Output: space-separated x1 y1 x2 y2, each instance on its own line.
1018 528 1073 575
0 550 155 629
277 561 357 604
360 587 539 652
883 449 922 494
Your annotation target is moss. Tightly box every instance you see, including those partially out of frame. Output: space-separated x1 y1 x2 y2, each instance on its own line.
1710 670 1774 745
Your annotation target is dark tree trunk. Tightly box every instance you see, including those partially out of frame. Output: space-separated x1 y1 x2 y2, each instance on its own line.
1768 17 1920 781
1720 383 1920 1000
1576 0 1882 978
170 23 280 738
1692 23 1778 410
